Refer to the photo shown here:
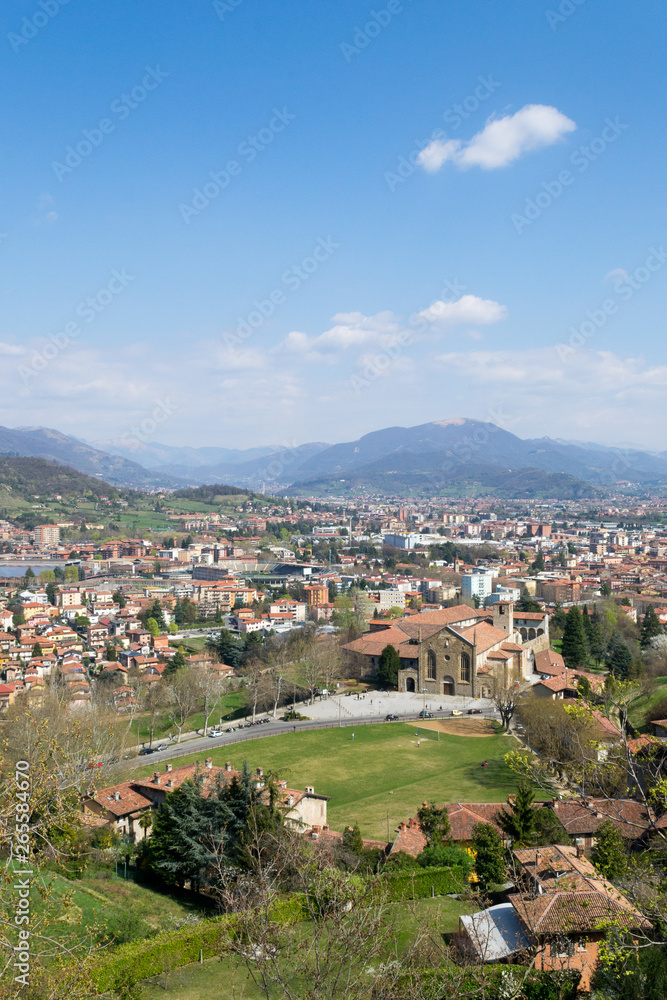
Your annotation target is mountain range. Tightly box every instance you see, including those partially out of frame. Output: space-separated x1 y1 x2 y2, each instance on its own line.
0 419 665 498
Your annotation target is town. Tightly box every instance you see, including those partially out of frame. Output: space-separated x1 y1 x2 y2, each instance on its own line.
2 481 667 997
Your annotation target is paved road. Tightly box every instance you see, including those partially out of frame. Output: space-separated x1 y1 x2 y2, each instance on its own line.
130 704 500 768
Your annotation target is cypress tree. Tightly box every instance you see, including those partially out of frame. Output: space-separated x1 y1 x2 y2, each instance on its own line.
561 606 588 668
377 644 401 687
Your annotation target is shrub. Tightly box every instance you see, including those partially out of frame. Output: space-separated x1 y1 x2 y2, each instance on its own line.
384 865 467 901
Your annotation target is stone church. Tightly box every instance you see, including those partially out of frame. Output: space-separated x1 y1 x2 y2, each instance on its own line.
342 602 549 699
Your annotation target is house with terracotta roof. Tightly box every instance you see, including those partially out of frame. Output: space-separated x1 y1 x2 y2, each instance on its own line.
83 758 329 842
458 844 651 990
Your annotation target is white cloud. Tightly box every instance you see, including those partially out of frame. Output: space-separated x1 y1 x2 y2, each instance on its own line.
0 342 25 357
417 104 576 172
417 295 508 328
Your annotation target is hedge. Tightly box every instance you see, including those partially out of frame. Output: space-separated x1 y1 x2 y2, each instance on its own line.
90 894 306 994
90 916 230 993
385 865 468 901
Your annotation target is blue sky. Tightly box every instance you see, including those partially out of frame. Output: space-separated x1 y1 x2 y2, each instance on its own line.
1 0 666 453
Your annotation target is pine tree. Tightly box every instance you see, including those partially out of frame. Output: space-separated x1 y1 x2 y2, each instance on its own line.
416 802 452 845
641 605 662 648
561 606 588 668
587 608 606 666
471 822 506 890
606 630 632 680
377 644 400 687
496 782 536 848
551 602 568 632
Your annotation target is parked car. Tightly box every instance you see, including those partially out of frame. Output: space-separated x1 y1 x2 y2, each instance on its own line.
451 710 463 717
467 708 482 715
138 747 156 755
208 729 222 738
385 713 399 721
154 743 169 751
418 710 434 719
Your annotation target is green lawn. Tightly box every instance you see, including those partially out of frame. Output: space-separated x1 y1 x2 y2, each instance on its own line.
131 723 539 840
139 897 470 1000
629 676 667 731
33 867 206 949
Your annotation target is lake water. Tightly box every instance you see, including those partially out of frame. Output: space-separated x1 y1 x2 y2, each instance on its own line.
0 563 66 578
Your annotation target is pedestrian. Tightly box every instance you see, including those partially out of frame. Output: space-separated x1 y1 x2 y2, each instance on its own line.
352 732 355 740
417 740 421 747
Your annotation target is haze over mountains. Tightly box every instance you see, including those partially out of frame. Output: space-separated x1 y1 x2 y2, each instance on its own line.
1 419 666 497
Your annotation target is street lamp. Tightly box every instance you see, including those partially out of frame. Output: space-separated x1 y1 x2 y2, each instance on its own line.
421 687 426 717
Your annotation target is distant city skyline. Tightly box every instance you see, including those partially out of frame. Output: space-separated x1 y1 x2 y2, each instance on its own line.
1 1 666 449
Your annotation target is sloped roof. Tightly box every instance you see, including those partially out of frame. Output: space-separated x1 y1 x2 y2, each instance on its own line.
510 844 651 935
548 797 654 840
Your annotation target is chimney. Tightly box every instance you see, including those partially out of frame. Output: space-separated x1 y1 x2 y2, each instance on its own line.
576 840 585 859
552 798 558 810
305 785 314 794
225 761 232 771
205 757 213 770
287 794 294 807
507 793 516 805
152 771 160 784
256 767 263 777
113 791 121 801
165 762 172 772
166 779 173 788
323 823 329 831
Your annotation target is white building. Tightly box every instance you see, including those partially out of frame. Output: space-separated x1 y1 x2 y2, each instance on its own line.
461 567 494 601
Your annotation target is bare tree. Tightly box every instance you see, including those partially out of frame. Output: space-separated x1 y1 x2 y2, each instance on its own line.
193 663 225 735
494 685 519 732
244 658 269 722
141 680 169 748
166 667 199 742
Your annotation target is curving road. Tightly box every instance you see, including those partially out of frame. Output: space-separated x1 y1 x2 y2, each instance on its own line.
129 706 500 769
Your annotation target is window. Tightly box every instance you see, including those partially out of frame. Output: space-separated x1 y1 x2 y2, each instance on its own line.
550 937 575 958
460 652 471 683
427 650 436 680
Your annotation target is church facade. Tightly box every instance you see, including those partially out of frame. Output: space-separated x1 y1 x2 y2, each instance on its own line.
342 602 549 699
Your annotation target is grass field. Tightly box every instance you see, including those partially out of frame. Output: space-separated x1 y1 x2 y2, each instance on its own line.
131 722 539 839
629 676 667 731
37 867 206 948
140 896 470 1000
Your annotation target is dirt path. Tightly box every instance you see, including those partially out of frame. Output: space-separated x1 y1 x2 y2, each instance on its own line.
408 718 497 737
